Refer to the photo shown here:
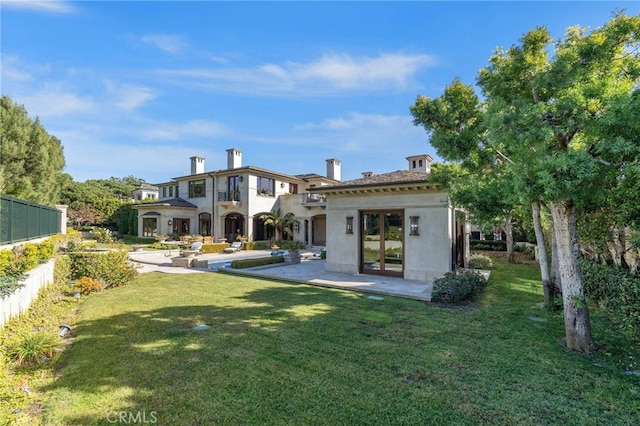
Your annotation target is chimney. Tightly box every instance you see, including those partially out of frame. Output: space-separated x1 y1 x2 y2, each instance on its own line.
326 158 341 181
190 156 205 174
361 171 376 178
406 154 433 174
227 148 242 170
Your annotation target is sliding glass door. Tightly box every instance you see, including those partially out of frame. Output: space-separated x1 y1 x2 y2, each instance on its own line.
361 211 403 277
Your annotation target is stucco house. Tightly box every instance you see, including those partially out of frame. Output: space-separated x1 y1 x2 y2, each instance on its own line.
310 155 469 281
133 148 468 281
133 148 338 245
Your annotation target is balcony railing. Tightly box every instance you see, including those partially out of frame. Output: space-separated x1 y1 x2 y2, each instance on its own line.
218 191 241 202
302 193 326 205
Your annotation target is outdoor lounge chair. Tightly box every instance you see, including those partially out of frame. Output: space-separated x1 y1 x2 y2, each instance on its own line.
180 241 203 257
223 241 242 253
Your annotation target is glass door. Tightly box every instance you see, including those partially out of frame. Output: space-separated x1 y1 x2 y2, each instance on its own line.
360 211 403 277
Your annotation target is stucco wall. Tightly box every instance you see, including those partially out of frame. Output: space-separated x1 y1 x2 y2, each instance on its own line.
324 189 453 281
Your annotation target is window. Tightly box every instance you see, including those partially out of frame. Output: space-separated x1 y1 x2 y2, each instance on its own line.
189 179 206 198
419 159 423 167
175 185 179 197
412 160 417 168
169 186 173 197
289 183 298 194
257 176 275 196
162 187 167 198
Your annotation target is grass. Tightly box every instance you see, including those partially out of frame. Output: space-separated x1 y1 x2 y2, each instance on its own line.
38 257 640 425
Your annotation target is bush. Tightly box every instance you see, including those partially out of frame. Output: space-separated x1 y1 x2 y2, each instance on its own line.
244 241 270 250
231 257 284 269
69 250 138 289
74 276 103 295
468 254 493 270
320 250 326 260
581 259 640 339
0 273 26 298
5 331 62 366
201 243 230 254
90 227 114 243
431 271 488 304
470 240 507 251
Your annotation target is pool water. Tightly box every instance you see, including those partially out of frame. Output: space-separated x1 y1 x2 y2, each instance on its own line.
208 261 232 271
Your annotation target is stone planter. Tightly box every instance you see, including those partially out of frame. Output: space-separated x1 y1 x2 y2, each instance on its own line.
283 250 301 264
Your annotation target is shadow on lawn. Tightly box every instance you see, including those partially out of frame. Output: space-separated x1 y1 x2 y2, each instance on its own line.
43 282 399 425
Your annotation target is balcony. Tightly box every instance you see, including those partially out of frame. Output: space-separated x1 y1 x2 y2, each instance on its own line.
218 191 241 208
302 193 326 208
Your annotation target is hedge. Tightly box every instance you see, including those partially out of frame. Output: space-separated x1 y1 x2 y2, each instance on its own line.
580 259 640 339
201 243 230 254
470 240 507 251
431 271 489 303
231 256 284 269
68 250 138 289
244 241 270 250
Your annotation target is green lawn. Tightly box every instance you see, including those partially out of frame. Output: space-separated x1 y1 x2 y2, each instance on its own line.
43 258 640 425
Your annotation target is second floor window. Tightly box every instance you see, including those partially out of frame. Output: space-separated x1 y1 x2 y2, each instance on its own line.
289 183 298 194
189 179 206 198
257 176 275 196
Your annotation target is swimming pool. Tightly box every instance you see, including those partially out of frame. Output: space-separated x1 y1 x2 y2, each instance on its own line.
208 261 232 271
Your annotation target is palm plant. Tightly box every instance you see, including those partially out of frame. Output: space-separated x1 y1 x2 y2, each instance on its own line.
258 210 299 244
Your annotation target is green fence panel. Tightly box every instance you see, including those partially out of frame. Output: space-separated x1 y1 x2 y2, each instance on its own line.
0 195 61 244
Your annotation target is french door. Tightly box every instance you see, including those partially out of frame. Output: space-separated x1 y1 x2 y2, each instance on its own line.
360 210 403 278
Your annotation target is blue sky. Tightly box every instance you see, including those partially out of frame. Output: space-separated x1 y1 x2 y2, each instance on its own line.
2 1 638 184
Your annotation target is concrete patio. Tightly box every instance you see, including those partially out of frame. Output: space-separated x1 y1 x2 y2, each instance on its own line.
128 249 434 301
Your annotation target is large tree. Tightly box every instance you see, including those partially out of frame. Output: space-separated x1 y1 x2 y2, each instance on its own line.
0 95 66 205
412 13 640 353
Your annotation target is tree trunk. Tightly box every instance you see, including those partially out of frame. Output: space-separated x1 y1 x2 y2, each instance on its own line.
532 201 554 308
504 215 515 263
550 219 561 294
550 200 595 353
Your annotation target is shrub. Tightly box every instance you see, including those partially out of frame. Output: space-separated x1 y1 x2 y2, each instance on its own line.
13 243 40 272
37 240 55 260
470 240 507 251
468 254 493 270
244 241 270 250
90 227 114 244
5 331 61 366
201 243 230 254
581 259 640 339
0 250 15 275
431 271 488 304
74 276 103 295
231 257 284 269
0 273 26 298
69 250 138 289
320 250 326 260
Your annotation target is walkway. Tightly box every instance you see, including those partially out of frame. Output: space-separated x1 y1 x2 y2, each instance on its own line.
128 249 434 301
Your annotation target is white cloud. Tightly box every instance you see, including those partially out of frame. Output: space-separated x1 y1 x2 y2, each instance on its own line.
104 81 158 111
159 52 437 97
0 55 34 82
140 119 231 142
141 34 188 54
1 0 77 14
18 86 95 118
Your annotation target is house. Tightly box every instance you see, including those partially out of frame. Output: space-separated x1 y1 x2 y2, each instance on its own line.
309 155 469 281
133 148 338 244
132 183 159 201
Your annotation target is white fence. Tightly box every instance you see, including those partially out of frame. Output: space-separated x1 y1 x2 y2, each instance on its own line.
0 260 55 328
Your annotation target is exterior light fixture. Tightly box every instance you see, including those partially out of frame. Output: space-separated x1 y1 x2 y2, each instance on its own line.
280 182 286 188
238 175 243 182
346 216 354 234
410 216 419 236
168 219 173 226
293 222 300 233
58 325 72 337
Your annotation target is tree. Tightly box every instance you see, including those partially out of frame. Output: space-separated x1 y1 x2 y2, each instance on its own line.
258 210 299 243
412 12 640 353
0 96 66 205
